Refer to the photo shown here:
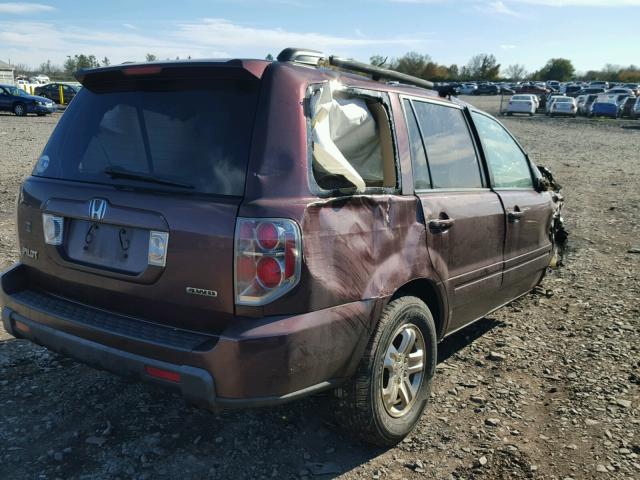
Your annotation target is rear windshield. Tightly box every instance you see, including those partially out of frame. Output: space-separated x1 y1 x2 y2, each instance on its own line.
36 78 259 196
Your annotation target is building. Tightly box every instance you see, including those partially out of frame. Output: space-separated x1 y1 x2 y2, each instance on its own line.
0 60 15 85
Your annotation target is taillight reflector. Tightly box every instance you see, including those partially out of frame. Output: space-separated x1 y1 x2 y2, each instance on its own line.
144 365 181 383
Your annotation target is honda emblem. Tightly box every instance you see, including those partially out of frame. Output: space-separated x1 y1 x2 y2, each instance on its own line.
89 199 107 221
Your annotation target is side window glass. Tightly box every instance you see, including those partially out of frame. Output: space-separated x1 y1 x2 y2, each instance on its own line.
403 99 430 190
413 101 482 189
471 112 533 188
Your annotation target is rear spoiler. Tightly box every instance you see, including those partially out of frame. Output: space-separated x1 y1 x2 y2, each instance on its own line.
75 59 269 90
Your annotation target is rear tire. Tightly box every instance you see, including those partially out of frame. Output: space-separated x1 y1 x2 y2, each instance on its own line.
328 296 437 446
13 103 26 116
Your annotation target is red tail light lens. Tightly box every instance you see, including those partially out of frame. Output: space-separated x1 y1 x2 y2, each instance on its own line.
256 256 282 288
235 218 301 306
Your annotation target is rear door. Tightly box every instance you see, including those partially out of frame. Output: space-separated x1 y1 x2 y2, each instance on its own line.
470 111 553 300
402 97 506 333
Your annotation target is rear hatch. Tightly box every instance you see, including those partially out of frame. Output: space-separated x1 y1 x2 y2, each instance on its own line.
16 61 266 333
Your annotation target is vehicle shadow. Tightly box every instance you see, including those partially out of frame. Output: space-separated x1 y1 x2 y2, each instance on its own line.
0 317 504 479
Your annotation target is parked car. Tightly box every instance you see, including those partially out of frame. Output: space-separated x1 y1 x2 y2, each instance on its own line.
605 88 634 96
619 96 637 118
505 94 536 116
579 94 599 116
545 94 568 115
590 100 619 118
622 83 640 95
576 87 606 96
0 51 566 446
473 84 500 95
34 83 81 104
563 84 582 97
458 83 477 95
590 80 609 90
549 97 577 117
0 84 56 116
517 84 550 95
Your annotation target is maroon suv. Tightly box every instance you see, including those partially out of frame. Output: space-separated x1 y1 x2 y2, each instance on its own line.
1 50 565 446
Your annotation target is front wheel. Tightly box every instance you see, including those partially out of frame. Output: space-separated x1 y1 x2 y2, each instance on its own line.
329 296 437 446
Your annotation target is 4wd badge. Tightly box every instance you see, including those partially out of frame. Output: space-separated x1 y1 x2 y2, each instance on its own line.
186 287 218 298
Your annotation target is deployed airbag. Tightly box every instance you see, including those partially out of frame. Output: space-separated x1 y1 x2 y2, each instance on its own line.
311 81 384 192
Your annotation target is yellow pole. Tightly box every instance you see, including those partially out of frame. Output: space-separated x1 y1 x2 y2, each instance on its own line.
30 86 34 95
59 85 64 105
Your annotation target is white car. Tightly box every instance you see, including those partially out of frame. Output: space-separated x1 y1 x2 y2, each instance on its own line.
458 84 477 95
605 88 634 96
550 97 577 117
545 95 568 114
505 95 536 116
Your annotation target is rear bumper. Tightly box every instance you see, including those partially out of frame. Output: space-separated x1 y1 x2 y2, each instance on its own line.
1 263 377 408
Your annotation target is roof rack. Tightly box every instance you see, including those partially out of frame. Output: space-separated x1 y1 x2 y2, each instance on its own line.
328 56 434 90
276 48 435 91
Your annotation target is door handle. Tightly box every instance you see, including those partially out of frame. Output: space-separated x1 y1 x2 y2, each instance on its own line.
428 218 455 232
507 209 523 222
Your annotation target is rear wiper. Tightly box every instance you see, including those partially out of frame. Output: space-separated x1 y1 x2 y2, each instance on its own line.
104 166 194 189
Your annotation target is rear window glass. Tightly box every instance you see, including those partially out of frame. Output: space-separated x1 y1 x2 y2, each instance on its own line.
36 79 259 195
412 101 482 189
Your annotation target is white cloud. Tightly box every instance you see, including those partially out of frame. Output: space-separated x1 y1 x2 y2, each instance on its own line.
122 23 136 30
0 18 429 68
173 18 423 53
391 0 640 5
0 2 54 13
484 0 521 15
510 0 640 5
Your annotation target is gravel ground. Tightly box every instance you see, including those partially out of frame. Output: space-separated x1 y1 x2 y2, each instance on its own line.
0 98 638 480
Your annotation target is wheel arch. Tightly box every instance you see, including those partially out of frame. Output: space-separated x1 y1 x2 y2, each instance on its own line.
389 278 448 341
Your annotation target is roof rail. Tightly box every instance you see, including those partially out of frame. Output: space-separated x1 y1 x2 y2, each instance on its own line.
275 48 435 91
328 56 434 90
276 48 325 66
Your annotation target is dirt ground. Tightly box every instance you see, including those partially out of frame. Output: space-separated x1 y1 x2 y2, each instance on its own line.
0 96 638 480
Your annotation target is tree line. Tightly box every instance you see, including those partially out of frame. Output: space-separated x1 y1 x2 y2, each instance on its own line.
369 52 640 83
11 51 640 83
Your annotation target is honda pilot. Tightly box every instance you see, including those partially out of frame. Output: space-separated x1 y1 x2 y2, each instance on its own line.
1 49 566 446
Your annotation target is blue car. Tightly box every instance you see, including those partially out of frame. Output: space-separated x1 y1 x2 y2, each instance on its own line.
589 101 618 119
0 84 56 116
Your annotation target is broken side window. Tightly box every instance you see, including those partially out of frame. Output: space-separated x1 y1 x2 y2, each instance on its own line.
310 81 396 193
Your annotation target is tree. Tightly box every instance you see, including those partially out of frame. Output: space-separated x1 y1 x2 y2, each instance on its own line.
101 56 110 67
394 52 432 78
369 55 388 67
447 64 459 80
145 53 157 62
504 64 527 81
64 54 100 75
265 53 274 61
537 58 575 82
465 54 500 80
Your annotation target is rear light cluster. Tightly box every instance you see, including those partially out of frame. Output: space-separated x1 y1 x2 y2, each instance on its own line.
234 218 302 306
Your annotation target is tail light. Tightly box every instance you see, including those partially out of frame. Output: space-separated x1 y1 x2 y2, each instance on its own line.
234 218 302 306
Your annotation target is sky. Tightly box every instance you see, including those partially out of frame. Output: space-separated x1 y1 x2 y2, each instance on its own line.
1 0 639 74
